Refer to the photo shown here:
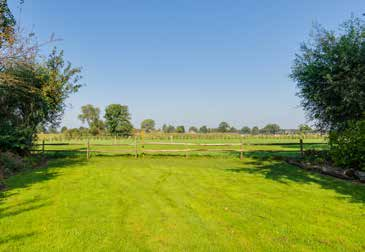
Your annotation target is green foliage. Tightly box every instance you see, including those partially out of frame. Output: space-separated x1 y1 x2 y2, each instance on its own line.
176 125 185 133
162 124 175 133
240 126 251 134
199 125 208 133
0 0 16 48
218 122 230 133
141 119 155 133
78 104 100 127
0 48 81 154
60 126 68 133
291 16 365 130
189 126 198 133
78 104 104 135
251 126 259 135
298 124 312 134
261 124 281 134
104 104 133 136
329 120 365 171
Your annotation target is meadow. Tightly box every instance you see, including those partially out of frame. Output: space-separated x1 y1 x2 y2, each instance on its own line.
1 135 364 251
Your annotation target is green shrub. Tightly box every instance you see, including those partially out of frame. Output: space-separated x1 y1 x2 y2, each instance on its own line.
0 152 26 178
329 120 365 171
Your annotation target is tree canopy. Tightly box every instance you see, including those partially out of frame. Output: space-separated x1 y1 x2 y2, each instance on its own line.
141 119 155 133
291 17 365 130
104 104 133 136
261 124 281 134
0 46 81 153
217 122 230 133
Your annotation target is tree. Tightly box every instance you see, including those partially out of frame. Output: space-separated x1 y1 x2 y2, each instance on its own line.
261 124 281 134
141 119 155 133
251 126 259 135
60 126 68 133
199 125 208 133
176 125 185 133
240 126 251 134
0 0 16 49
218 122 230 133
0 47 81 154
104 104 133 136
48 126 58 134
298 124 312 134
189 126 198 133
78 104 100 128
78 105 104 135
290 17 365 131
162 124 175 133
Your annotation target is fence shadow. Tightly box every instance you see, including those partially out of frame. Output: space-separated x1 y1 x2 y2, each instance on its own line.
226 154 365 204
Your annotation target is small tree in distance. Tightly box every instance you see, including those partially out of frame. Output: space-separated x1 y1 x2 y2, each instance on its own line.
176 125 185 133
104 104 133 137
199 125 208 133
298 124 312 134
218 122 230 133
251 126 259 135
141 119 155 133
189 126 198 133
162 124 175 133
261 124 281 134
240 126 251 134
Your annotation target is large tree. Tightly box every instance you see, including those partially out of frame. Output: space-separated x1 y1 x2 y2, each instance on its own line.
0 48 81 153
104 104 133 136
291 17 365 131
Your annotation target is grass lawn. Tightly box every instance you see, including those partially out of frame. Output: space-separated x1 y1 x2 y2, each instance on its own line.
1 155 364 251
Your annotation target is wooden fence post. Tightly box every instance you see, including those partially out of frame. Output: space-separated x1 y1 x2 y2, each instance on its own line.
134 136 138 158
240 138 243 160
300 138 304 157
141 137 144 158
87 139 90 160
42 140 45 159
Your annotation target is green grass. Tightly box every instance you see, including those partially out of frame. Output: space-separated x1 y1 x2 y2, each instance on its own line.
1 155 364 251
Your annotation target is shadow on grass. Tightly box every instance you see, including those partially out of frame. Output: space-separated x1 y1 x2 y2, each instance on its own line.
227 152 365 204
0 232 38 246
0 156 87 215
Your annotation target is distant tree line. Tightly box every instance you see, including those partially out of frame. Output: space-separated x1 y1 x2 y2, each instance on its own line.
55 108 314 137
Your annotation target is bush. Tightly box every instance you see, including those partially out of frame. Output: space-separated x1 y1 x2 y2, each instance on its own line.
0 152 26 179
329 120 365 171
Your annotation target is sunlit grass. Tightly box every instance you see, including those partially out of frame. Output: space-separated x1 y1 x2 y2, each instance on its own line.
1 155 364 251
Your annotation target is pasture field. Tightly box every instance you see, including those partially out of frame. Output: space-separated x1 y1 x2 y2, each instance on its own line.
3 136 363 251
1 154 364 251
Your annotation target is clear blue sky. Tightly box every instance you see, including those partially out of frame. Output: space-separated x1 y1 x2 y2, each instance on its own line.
10 0 365 129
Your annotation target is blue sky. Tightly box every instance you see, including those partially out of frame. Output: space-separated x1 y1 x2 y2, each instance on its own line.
10 0 365 129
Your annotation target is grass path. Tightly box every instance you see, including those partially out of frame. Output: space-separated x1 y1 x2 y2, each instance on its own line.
0 156 364 251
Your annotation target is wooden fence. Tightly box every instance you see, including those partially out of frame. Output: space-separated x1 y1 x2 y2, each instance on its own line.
33 138 316 160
